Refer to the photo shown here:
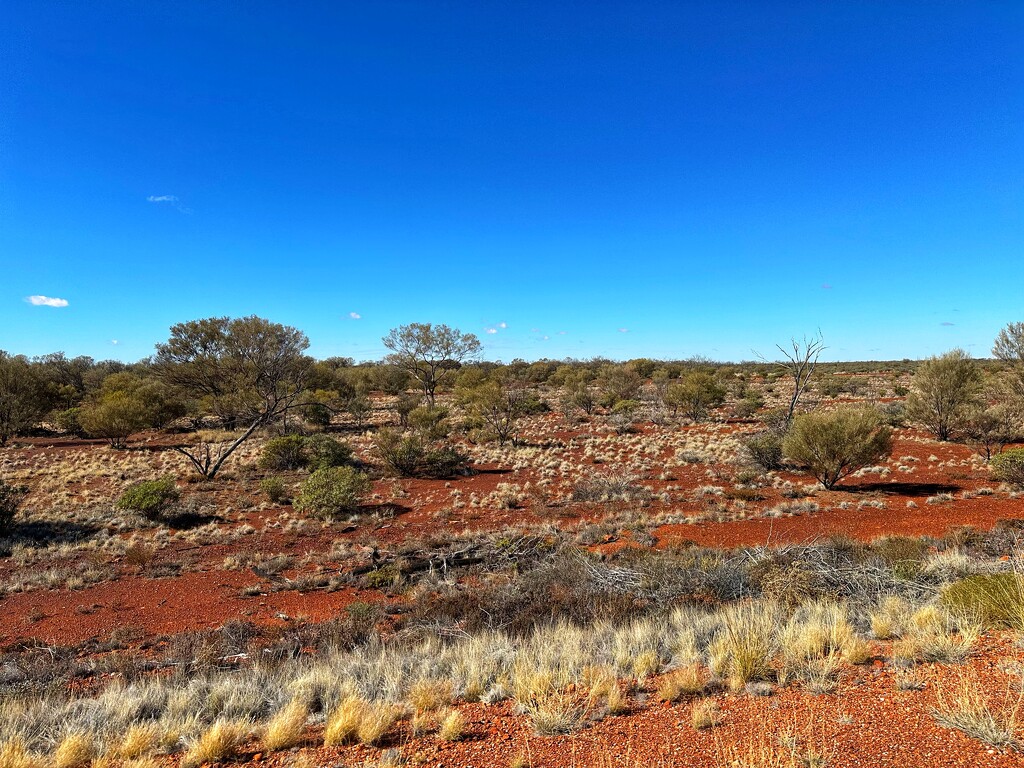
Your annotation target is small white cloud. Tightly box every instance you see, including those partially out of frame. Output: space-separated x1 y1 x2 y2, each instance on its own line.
348 312 362 320
111 339 119 345
618 328 629 333
147 194 191 213
498 321 507 329
26 295 69 307
558 330 567 335
542 335 550 340
485 328 498 334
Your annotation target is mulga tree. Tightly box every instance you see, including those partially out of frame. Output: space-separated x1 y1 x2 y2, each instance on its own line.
783 407 893 490
0 352 49 445
382 323 482 407
906 348 983 441
155 316 314 478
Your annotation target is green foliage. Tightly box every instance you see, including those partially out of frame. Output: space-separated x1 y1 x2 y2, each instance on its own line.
0 352 49 445
53 407 84 436
78 373 185 448
304 433 355 471
407 406 451 440
373 428 469 478
293 466 371 520
906 348 983 441
259 476 289 504
743 431 784 471
0 480 28 534
942 574 1024 630
382 322 482 406
596 365 643 408
260 435 308 470
990 448 1024 488
663 372 726 421
116 477 180 520
783 407 892 490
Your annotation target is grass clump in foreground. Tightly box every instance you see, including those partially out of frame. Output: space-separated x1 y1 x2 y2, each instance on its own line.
932 671 1023 751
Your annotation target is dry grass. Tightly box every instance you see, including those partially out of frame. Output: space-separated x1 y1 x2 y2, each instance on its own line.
691 699 723 730
708 603 779 691
656 664 709 702
0 739 44 768
263 698 308 751
52 732 94 768
933 671 1023 750
180 719 249 768
323 696 397 747
437 709 466 742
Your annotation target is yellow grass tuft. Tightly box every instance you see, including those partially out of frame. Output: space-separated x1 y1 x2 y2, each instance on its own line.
656 664 708 703
437 708 466 742
180 719 248 768
263 698 308 751
0 739 45 768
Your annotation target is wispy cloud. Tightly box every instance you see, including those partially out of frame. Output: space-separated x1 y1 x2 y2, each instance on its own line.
348 311 362 320
147 194 192 213
940 321 955 326
821 283 833 290
618 328 629 333
26 295 69 307
485 328 498 334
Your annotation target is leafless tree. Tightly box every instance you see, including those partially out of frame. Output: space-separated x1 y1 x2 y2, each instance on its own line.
765 334 826 427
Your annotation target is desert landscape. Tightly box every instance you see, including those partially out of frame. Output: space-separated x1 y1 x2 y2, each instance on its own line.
3 324 1024 768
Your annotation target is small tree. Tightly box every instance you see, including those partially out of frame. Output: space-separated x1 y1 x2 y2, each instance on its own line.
596 364 643 408
155 316 314 478
0 480 28 534
0 352 48 445
769 334 825 427
663 372 726 421
461 375 531 445
906 349 983 441
782 407 892 490
382 323 482 406
78 391 154 448
993 322 1024 399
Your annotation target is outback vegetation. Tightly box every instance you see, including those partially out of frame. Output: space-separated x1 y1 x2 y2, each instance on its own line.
3 319 1024 767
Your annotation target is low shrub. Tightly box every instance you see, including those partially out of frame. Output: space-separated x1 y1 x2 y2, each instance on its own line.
259 476 289 504
53 408 84 436
116 477 180 519
259 435 308 471
743 431 784 471
304 434 354 471
373 429 469 478
293 466 371 520
0 480 28 534
942 573 1024 630
991 448 1024 488
783 408 892 490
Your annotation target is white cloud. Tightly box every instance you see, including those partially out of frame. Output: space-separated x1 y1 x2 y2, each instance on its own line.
111 339 119 345
558 330 567 335
542 335 550 340
26 295 69 307
498 321 507 329
618 328 629 333
147 194 191 213
485 328 498 334
348 311 362 320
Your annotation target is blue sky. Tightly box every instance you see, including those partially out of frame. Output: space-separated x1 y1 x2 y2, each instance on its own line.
2 2 1022 363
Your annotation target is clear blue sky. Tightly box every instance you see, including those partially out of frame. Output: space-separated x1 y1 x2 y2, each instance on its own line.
2 2 1021 363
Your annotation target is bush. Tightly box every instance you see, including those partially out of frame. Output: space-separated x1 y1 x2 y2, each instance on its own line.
304 434 354 471
259 435 308 471
116 477 180 519
990 448 1024 488
260 477 289 504
942 574 1024 630
373 429 469 478
783 408 892 490
53 407 84 436
0 481 28 534
293 466 371 520
743 431 784 471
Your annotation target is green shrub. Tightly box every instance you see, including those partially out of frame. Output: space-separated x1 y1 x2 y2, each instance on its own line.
260 476 289 504
293 466 371 520
942 574 1024 629
743 431 784 471
259 435 308 471
373 428 468 478
407 406 450 440
991 448 1024 488
116 477 180 519
0 481 28 534
302 402 333 427
304 434 354 471
53 407 84 436
782 407 892 490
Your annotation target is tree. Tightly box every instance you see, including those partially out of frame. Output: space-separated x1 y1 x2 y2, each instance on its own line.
155 316 314 477
382 323 482 407
663 372 726 421
461 372 531 445
783 407 892 490
906 349 983 441
596 364 643 408
78 372 185 447
769 334 825 427
0 352 48 445
993 322 1024 399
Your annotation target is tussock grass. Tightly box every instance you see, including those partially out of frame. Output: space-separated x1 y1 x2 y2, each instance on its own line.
180 719 249 768
437 709 465 742
933 672 1022 750
52 732 94 768
656 664 708 702
262 698 308 751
